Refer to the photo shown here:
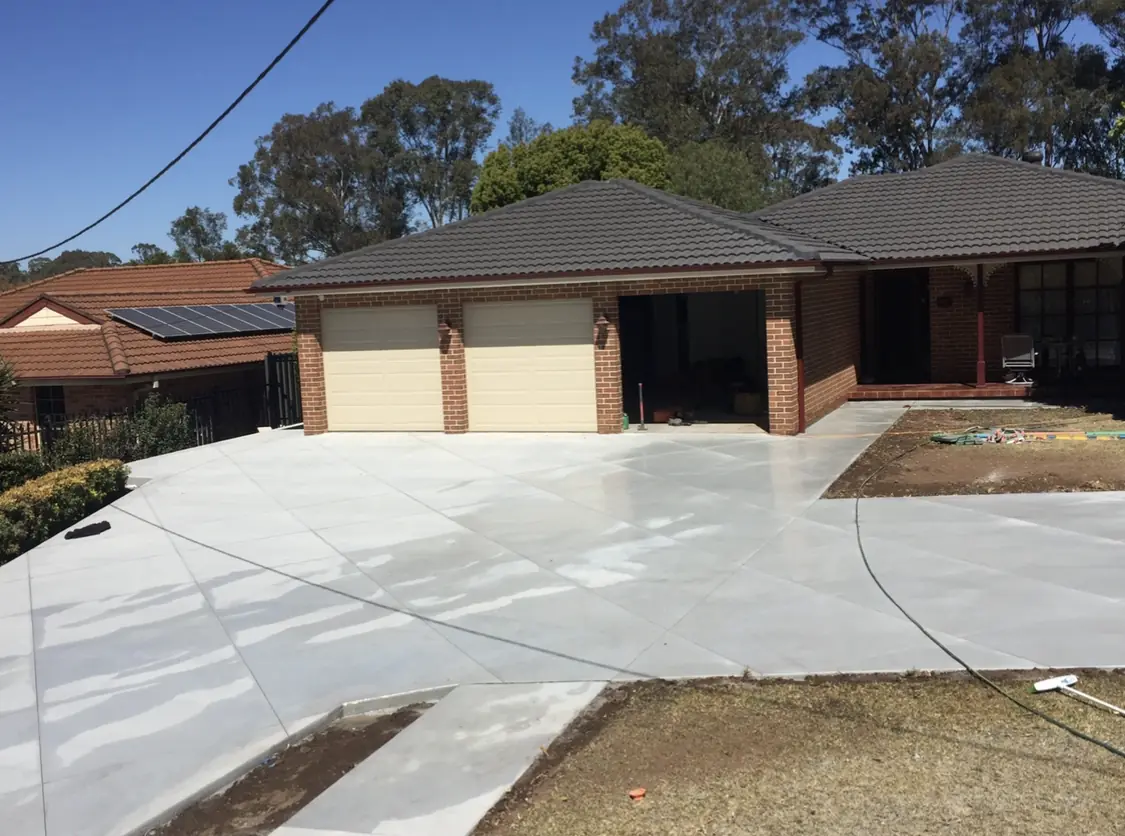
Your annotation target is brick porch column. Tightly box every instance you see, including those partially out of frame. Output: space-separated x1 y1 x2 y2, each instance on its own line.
437 294 468 433
765 281 800 435
295 295 327 435
592 286 623 433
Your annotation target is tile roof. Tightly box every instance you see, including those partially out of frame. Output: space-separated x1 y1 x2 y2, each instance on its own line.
251 179 866 291
753 154 1125 261
0 259 292 380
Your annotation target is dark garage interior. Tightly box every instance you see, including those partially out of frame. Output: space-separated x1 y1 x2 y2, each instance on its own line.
619 290 768 427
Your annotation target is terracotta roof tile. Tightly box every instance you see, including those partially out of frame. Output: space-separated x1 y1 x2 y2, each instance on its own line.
0 260 292 381
0 327 115 379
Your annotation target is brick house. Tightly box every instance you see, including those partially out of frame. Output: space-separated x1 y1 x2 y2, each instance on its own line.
0 259 293 438
251 156 1125 436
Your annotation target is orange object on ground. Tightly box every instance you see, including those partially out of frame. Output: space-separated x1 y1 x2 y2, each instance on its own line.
628 788 646 800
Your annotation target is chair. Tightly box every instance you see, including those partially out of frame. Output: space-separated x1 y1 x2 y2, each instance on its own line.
1001 334 1036 384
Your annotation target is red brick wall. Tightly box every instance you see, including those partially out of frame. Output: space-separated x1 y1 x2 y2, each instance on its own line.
64 384 135 415
295 272 805 436
802 272 861 428
929 265 1015 382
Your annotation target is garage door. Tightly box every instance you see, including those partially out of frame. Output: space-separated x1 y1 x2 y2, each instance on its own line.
464 299 597 431
321 306 443 431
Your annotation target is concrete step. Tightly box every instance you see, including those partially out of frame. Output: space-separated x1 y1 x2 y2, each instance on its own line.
273 681 605 836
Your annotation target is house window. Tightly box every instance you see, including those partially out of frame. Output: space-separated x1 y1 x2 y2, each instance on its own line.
34 386 66 424
1017 259 1122 369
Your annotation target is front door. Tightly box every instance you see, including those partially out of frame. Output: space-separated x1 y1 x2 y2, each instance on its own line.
869 271 931 383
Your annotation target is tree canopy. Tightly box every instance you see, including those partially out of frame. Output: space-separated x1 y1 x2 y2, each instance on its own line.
572 0 837 194
471 121 669 213
232 102 409 264
361 76 501 227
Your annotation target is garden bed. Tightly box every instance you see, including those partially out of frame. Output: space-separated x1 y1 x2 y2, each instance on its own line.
475 673 1125 836
825 407 1125 498
153 704 425 836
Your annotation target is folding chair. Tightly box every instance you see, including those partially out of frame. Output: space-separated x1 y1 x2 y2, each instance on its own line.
1001 334 1036 384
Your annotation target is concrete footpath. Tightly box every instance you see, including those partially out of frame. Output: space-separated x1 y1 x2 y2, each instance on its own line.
274 682 605 836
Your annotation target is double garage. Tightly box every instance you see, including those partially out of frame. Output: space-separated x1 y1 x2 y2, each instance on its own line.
321 299 598 432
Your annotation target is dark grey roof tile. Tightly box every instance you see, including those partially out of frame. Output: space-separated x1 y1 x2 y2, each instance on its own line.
753 155 1125 261
254 179 865 291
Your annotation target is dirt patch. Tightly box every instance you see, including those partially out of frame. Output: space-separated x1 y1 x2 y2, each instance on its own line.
152 704 424 836
825 407 1125 498
475 673 1125 836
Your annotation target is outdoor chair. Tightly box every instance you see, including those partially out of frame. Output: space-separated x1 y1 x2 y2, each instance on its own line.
1001 334 1036 384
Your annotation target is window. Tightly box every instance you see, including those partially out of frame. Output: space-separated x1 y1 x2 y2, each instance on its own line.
34 386 66 423
1018 259 1123 369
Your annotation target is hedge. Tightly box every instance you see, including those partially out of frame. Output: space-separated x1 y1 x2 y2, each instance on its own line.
0 451 50 492
0 459 129 563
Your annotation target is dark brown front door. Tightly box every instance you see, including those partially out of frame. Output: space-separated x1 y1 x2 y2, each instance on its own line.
869 270 931 383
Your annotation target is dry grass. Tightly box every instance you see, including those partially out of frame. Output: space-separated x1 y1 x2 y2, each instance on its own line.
477 674 1125 836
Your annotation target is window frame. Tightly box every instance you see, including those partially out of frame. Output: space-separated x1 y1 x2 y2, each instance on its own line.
1016 258 1123 370
34 386 66 424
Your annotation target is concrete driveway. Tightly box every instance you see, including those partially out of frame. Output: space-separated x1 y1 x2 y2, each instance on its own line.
4 402 1125 836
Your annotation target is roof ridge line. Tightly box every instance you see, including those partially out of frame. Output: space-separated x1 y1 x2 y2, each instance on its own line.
609 179 838 259
961 152 1125 190
753 216 876 260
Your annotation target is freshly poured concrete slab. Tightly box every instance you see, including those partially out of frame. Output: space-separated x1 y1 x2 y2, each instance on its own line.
274 682 605 836
4 403 1125 835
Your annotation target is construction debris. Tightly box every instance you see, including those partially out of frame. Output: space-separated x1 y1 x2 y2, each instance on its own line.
932 427 1125 445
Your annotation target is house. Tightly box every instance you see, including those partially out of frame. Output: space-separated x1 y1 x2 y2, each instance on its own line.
0 258 294 440
249 155 1125 436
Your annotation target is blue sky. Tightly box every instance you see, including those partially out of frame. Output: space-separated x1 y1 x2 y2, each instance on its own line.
0 1 1104 265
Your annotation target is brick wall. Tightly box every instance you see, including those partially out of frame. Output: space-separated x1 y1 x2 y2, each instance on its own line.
802 272 861 428
64 384 135 415
295 272 806 436
929 265 1015 382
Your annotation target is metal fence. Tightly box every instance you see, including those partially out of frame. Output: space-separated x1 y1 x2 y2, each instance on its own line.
265 352 302 428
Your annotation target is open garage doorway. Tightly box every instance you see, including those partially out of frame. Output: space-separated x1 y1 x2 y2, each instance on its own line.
619 290 768 430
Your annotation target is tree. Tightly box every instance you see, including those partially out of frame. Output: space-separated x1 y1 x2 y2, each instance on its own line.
471 121 669 213
128 244 176 265
957 0 1121 170
572 0 836 193
24 250 121 280
504 107 552 146
362 77 500 227
232 102 409 263
169 207 245 262
1090 0 1125 59
800 0 966 175
667 140 771 211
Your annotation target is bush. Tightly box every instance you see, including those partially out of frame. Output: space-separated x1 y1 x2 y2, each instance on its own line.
44 395 197 468
0 451 49 492
0 459 129 563
114 395 196 460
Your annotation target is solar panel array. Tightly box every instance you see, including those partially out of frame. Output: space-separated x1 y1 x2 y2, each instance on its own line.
107 303 295 340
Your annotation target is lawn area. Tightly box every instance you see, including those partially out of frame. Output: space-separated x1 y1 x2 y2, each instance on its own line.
476 674 1125 836
825 407 1125 498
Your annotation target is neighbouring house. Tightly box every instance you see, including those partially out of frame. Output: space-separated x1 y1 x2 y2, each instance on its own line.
0 258 294 444
250 155 1125 436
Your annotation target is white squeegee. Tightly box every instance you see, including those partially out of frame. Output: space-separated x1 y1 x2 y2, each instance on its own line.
1034 674 1125 717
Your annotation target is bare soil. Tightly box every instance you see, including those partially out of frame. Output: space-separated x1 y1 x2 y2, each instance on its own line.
152 704 424 836
825 407 1125 498
475 673 1125 836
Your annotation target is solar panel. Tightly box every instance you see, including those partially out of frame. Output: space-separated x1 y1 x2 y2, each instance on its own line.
108 303 295 340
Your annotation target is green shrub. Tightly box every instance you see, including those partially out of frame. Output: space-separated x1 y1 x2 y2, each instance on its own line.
0 451 49 492
43 395 196 467
113 395 196 460
0 459 129 563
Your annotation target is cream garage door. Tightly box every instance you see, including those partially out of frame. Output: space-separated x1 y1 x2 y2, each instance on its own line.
464 299 597 431
321 306 443 431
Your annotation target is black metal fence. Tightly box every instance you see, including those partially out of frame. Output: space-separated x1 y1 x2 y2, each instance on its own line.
265 352 302 428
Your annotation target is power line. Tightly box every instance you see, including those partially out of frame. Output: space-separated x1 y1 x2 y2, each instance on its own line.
0 0 339 267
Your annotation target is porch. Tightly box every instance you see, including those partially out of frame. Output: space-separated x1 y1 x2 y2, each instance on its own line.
854 257 1124 399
